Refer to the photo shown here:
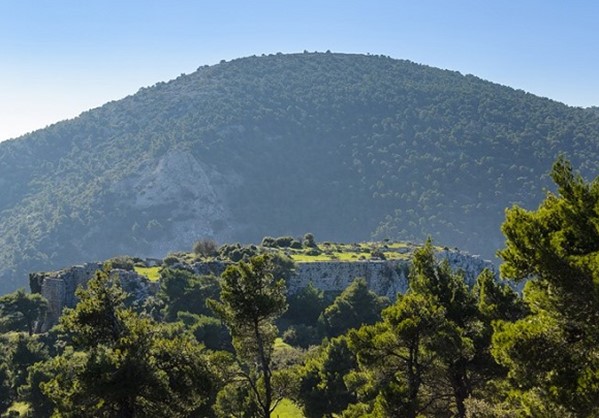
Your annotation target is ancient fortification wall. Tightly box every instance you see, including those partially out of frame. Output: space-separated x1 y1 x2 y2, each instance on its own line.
31 249 495 331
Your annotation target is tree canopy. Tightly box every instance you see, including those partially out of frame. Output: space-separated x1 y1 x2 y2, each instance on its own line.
492 157 599 416
2 52 599 293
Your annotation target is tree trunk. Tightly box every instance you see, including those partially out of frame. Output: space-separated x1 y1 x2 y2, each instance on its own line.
254 318 272 418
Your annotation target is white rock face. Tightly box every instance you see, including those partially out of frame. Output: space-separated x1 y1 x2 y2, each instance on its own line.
289 260 409 299
33 249 497 330
288 252 496 299
111 149 243 255
436 249 497 286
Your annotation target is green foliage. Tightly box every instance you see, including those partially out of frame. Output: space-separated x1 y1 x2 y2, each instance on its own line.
102 256 135 271
0 289 48 336
342 241 516 417
210 254 289 418
218 243 260 262
303 233 317 249
284 282 327 326
159 268 219 321
348 292 451 418
3 53 599 293
280 283 328 347
492 157 599 416
42 270 217 417
177 312 232 351
193 238 218 258
7 334 48 393
298 336 357 418
0 358 11 414
474 269 527 322
319 278 389 338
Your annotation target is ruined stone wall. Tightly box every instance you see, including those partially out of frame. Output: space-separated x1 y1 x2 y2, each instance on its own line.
32 250 495 331
289 260 409 299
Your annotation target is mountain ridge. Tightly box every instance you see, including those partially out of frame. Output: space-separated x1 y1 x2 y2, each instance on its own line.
1 51 599 293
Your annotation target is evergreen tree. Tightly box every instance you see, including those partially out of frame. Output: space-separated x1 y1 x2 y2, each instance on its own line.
0 289 48 335
493 157 599 416
298 335 358 418
209 254 288 418
319 278 389 338
40 270 216 417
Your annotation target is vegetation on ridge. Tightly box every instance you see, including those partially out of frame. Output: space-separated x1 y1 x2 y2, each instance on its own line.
0 158 598 416
1 52 599 296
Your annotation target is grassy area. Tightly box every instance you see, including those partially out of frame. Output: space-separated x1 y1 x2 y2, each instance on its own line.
288 241 414 263
7 402 30 416
274 337 292 350
133 266 161 281
273 398 305 418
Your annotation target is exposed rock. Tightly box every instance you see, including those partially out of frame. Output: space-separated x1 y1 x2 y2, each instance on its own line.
289 260 409 299
33 263 155 332
109 149 243 256
32 249 495 332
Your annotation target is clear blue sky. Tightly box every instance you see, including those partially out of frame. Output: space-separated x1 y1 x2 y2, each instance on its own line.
1 0 597 141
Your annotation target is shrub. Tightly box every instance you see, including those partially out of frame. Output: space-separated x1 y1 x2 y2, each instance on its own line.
261 236 276 247
303 233 317 248
193 238 218 257
103 256 134 271
304 248 322 256
274 236 294 248
282 324 321 348
290 240 303 249
163 255 180 266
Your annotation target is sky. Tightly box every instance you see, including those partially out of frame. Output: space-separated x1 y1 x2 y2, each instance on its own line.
0 0 597 142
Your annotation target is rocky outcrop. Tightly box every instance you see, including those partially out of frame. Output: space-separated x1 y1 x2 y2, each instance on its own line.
287 251 495 299
32 248 496 331
32 263 157 332
435 249 497 286
289 260 409 299
108 150 243 257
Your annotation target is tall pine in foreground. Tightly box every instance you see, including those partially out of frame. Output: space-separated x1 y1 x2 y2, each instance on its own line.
345 240 522 417
493 157 599 417
209 254 289 418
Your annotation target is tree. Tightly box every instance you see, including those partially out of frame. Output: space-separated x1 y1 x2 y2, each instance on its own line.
347 292 451 418
319 278 389 338
159 268 219 321
41 270 216 417
193 238 218 258
280 282 327 347
209 254 288 418
0 289 48 335
0 357 11 414
346 241 516 417
298 336 358 418
493 157 599 416
410 240 486 417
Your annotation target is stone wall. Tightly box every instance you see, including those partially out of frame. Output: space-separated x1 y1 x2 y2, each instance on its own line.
32 263 154 332
289 260 409 299
32 250 495 331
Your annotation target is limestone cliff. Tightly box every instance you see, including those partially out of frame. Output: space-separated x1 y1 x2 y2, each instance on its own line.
31 248 495 331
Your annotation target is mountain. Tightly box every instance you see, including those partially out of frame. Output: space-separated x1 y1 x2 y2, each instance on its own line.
1 51 599 293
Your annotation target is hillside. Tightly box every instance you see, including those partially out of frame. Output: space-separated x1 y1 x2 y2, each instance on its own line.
1 51 599 293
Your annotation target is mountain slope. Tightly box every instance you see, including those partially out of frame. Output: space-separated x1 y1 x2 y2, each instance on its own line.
1 52 599 292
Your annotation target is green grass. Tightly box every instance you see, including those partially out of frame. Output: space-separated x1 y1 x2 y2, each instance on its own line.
288 241 413 263
7 402 30 416
274 337 292 350
133 266 161 281
272 398 305 418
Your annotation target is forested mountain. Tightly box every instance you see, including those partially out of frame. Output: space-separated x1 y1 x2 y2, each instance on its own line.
1 51 599 293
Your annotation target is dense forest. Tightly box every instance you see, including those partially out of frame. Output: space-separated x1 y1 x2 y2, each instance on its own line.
0 158 598 417
1 52 599 293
